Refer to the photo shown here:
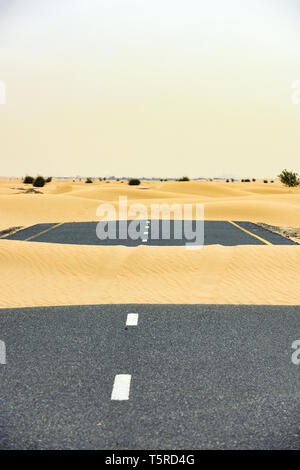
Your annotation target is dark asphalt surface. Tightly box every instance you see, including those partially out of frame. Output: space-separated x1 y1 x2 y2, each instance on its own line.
0 304 299 449
3 220 297 245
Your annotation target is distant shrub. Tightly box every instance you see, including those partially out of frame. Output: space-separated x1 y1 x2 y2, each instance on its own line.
278 169 300 187
231 178 234 182
128 178 141 186
244 179 250 182
263 180 268 183
177 176 190 181
226 179 230 183
33 176 46 187
23 175 34 184
46 177 52 183
252 178 256 182
241 179 245 182
85 178 93 183
270 180 274 183
99 177 102 181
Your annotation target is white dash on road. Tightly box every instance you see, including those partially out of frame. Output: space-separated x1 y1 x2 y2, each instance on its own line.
111 374 131 400
126 313 139 326
142 238 147 242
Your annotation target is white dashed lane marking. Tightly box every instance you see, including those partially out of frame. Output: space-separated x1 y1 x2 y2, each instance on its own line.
126 313 139 326
142 220 150 243
111 374 132 401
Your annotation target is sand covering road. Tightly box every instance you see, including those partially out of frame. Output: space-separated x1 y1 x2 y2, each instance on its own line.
1 179 300 307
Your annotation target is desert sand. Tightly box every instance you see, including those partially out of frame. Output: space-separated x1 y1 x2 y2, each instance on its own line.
1 178 300 307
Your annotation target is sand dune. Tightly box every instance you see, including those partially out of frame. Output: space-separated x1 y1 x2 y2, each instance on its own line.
1 178 300 308
65 186 196 201
157 180 252 198
204 196 300 226
1 180 300 230
0 239 299 307
238 185 291 195
0 194 100 232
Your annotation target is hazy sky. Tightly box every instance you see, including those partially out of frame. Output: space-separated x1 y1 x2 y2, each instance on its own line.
1 0 300 178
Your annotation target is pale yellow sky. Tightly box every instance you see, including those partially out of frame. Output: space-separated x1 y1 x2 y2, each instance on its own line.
0 0 300 178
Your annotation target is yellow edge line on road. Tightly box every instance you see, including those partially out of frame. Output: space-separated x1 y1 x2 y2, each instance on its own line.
227 220 272 246
25 222 64 241
0 226 26 239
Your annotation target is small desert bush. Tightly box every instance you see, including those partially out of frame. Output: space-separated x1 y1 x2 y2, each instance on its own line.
33 176 46 187
128 178 141 185
263 180 268 183
85 178 93 183
278 169 300 187
23 175 34 184
46 177 52 183
177 176 190 181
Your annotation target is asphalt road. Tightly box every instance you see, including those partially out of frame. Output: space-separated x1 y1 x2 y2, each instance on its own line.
3 220 297 245
0 304 299 449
